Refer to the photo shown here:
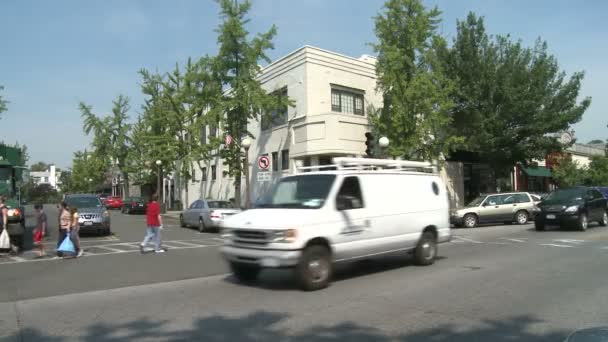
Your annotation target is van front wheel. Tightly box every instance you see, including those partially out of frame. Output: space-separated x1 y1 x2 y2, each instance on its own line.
414 232 437 266
296 245 332 291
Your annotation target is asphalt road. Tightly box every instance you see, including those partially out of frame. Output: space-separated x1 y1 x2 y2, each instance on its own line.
2 207 608 341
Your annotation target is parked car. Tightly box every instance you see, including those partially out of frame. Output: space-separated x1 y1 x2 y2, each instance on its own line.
121 197 147 214
65 194 111 235
180 199 241 232
597 187 608 208
535 186 608 231
450 192 537 228
220 157 451 291
104 196 123 210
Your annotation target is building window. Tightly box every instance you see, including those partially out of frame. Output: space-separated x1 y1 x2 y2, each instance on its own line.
211 165 216 181
281 150 289 170
202 167 207 181
331 88 364 115
209 124 218 139
262 87 288 130
272 152 279 172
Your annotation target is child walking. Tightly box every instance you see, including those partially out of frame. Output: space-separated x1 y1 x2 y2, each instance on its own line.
140 193 165 253
33 204 47 258
69 207 83 257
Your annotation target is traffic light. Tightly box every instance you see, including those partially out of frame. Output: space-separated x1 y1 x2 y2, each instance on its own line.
365 132 374 158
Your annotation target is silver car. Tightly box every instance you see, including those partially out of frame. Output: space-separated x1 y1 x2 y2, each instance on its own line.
180 199 241 232
450 192 537 228
65 194 111 235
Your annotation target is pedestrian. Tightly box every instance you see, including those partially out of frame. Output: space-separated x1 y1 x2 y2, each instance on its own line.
0 196 9 252
69 206 83 257
33 204 47 258
57 201 71 257
140 193 165 253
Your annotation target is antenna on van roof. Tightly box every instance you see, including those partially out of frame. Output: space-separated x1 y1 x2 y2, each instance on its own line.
294 157 437 174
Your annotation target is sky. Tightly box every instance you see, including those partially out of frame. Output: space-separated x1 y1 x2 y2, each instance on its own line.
1 0 607 168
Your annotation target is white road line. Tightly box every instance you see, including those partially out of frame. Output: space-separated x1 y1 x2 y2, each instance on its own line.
452 236 484 244
487 242 510 245
554 239 585 244
93 246 126 253
501 238 526 243
9 256 27 262
212 238 225 243
540 243 575 248
171 241 207 247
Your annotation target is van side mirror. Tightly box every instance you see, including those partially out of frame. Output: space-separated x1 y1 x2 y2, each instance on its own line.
336 196 354 211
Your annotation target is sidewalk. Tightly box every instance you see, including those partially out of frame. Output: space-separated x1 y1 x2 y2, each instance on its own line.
162 210 181 221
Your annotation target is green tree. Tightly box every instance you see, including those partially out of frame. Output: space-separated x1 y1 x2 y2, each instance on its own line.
69 150 106 193
30 161 49 172
79 95 132 196
441 12 591 177
371 0 459 162
588 139 605 145
552 156 587 187
0 85 8 118
211 0 289 206
586 156 608 185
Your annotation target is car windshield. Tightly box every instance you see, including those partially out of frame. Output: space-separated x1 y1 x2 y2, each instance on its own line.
256 174 336 209
208 201 233 209
67 196 102 208
544 188 585 202
467 196 486 207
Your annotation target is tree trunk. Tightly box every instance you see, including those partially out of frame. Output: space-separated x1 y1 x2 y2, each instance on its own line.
234 173 242 209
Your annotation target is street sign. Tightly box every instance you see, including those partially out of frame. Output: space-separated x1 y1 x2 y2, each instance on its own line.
258 155 270 170
225 135 233 146
257 172 271 182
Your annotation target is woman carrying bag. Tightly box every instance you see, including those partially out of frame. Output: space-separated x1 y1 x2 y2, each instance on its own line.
57 202 73 257
0 197 11 253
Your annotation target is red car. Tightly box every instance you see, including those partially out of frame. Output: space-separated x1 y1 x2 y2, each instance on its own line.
104 196 124 210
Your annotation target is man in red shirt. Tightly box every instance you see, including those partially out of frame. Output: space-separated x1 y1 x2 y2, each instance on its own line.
140 193 165 253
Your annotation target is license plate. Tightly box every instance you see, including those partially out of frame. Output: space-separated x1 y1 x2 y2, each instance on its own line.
139 204 143 207
546 214 556 219
84 221 93 226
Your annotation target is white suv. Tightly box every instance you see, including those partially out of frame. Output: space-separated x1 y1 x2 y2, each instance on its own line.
221 157 451 291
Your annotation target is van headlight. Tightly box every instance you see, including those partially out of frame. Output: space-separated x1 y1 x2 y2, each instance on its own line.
272 229 298 243
102 210 110 218
564 205 579 213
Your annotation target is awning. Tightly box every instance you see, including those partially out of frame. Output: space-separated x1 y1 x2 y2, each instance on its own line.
523 166 552 178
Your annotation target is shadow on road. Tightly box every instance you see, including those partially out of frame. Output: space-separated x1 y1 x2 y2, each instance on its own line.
11 311 570 341
223 255 448 291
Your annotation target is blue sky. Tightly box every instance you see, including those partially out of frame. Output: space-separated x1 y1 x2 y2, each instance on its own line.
1 0 606 168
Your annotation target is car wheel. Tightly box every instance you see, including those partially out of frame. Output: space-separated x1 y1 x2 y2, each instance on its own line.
230 262 260 283
515 210 529 225
535 221 545 231
180 215 186 228
599 211 608 227
198 218 206 233
414 231 437 266
577 213 588 231
296 245 332 291
463 214 477 228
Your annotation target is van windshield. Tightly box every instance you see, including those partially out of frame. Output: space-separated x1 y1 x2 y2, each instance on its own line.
256 175 336 209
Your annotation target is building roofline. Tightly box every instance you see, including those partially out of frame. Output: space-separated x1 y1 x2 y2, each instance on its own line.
261 45 377 72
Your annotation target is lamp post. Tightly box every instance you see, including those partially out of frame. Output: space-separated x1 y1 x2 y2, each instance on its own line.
155 160 162 200
242 138 252 209
88 178 93 193
378 136 390 159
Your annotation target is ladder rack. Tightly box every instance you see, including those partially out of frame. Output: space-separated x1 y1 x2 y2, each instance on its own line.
294 157 437 174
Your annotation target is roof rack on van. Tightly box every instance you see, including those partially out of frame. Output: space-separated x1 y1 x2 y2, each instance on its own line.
295 157 437 174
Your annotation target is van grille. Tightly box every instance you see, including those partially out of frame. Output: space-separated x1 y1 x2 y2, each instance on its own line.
233 230 269 245
80 214 99 220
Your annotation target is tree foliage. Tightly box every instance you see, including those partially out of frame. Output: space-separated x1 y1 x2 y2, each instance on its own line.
211 0 289 206
441 12 591 176
371 0 460 162
0 85 8 118
30 161 49 172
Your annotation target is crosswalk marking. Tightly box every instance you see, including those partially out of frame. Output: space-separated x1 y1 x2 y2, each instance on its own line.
501 238 526 243
94 246 126 253
453 236 483 244
540 243 575 248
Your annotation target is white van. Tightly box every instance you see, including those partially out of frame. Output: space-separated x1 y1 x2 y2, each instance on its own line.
220 157 451 291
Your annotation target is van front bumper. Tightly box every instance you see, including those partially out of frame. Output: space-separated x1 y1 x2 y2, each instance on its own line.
221 245 302 268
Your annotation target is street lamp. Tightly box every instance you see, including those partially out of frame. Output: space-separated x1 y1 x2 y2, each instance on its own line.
88 178 93 193
378 137 390 159
155 160 162 202
242 138 252 209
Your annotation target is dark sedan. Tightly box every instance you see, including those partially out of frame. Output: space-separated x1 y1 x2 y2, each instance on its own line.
121 197 147 214
535 186 608 231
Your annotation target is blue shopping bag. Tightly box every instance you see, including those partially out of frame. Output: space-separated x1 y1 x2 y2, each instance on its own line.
57 234 76 255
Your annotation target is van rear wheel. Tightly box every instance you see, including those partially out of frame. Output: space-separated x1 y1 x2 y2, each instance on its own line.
296 245 332 291
463 214 477 228
414 231 437 266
